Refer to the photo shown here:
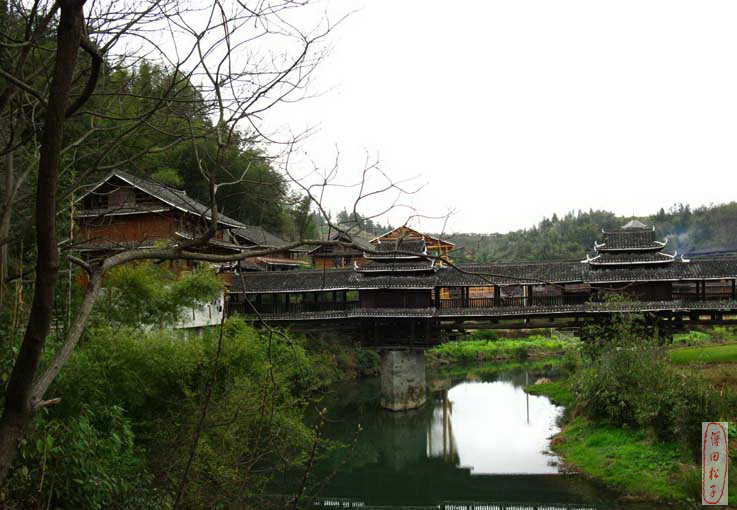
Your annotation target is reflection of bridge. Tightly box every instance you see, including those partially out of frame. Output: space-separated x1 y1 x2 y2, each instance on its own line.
229 223 737 410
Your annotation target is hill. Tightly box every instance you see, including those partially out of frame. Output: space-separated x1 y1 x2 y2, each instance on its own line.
441 202 737 263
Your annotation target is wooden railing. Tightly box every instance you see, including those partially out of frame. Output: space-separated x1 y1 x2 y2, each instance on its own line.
229 300 361 316
438 294 590 309
672 292 735 302
229 291 737 316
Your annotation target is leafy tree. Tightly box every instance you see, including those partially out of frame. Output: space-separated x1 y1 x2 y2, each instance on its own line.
99 262 223 328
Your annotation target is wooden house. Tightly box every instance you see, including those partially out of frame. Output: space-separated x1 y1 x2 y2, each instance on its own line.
74 170 245 264
371 226 454 262
232 225 309 271
308 231 372 269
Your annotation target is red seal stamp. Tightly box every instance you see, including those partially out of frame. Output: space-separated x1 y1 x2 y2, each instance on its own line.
702 422 728 505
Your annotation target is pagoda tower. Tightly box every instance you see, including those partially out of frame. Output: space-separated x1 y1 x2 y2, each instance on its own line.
584 219 678 267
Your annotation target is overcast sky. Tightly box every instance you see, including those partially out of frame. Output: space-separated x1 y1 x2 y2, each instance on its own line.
264 0 737 234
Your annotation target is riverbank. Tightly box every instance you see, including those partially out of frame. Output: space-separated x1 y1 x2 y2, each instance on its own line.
427 331 578 366
525 333 737 506
529 379 697 503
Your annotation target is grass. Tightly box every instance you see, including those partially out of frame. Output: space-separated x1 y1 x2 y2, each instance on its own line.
428 334 577 363
430 358 559 379
669 343 737 364
524 380 573 406
552 417 694 503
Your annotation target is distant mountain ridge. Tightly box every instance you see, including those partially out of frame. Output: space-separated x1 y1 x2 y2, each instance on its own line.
437 202 737 263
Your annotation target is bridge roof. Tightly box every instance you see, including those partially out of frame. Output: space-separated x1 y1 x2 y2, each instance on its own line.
232 257 737 293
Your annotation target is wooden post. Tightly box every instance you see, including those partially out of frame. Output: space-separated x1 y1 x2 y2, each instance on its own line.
732 279 736 300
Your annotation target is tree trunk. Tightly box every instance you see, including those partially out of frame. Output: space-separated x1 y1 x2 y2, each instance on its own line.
0 0 85 486
0 150 12 301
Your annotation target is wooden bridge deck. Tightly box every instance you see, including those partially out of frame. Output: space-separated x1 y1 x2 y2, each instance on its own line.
229 298 737 324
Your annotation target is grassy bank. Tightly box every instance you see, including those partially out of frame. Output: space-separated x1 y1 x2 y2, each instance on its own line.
670 342 737 364
428 332 578 364
528 381 712 504
524 380 573 406
552 417 693 502
524 325 737 506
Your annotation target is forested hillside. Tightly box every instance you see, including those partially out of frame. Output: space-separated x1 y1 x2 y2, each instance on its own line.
445 202 737 263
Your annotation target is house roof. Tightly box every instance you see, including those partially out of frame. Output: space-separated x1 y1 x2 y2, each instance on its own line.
363 239 428 261
78 170 245 228
370 226 455 247
599 229 660 250
233 225 290 249
587 251 676 266
355 260 436 273
231 257 737 293
307 231 373 255
622 219 649 230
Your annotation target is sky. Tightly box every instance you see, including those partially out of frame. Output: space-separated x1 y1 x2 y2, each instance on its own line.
261 0 737 235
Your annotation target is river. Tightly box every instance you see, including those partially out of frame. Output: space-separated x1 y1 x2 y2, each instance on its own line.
305 360 671 510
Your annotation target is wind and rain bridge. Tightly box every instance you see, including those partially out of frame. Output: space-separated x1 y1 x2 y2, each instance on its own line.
229 221 737 410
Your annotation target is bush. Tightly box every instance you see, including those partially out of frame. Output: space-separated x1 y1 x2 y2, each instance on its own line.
513 346 529 361
10 319 334 508
573 312 735 460
7 406 163 510
673 330 712 346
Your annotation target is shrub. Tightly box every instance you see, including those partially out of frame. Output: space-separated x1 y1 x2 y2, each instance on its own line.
574 312 735 461
18 319 333 508
673 330 712 346
513 346 529 361
7 406 163 510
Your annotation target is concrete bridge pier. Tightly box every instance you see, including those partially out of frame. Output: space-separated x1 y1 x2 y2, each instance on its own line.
379 349 426 411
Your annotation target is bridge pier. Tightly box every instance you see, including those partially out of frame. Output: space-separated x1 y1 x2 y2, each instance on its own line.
379 349 426 411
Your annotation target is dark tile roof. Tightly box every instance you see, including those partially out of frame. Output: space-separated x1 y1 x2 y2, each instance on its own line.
356 260 436 273
370 226 455 247
365 239 428 260
307 231 373 255
75 204 170 218
233 257 737 293
600 229 658 250
233 225 289 249
374 238 426 253
588 252 675 266
86 171 246 228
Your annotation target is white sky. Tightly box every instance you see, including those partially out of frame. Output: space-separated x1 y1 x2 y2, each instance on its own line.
262 0 737 234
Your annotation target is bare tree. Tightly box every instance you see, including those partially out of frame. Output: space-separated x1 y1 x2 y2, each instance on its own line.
0 0 428 488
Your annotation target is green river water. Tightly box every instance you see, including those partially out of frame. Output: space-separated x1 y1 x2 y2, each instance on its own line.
301 361 674 510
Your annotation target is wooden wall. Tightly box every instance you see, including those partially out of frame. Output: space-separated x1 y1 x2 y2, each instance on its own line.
78 213 176 244
360 289 432 308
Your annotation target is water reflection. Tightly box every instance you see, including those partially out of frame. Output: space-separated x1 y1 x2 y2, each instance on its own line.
431 377 563 474
309 363 628 507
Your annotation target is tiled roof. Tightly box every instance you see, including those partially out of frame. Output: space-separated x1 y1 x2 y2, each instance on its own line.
370 226 455 247
233 225 290 249
233 257 737 293
588 252 675 266
600 229 657 250
375 238 426 253
356 260 436 273
365 239 428 260
307 231 373 255
79 171 245 228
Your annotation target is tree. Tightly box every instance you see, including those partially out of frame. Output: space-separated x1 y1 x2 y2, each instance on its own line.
0 0 418 487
